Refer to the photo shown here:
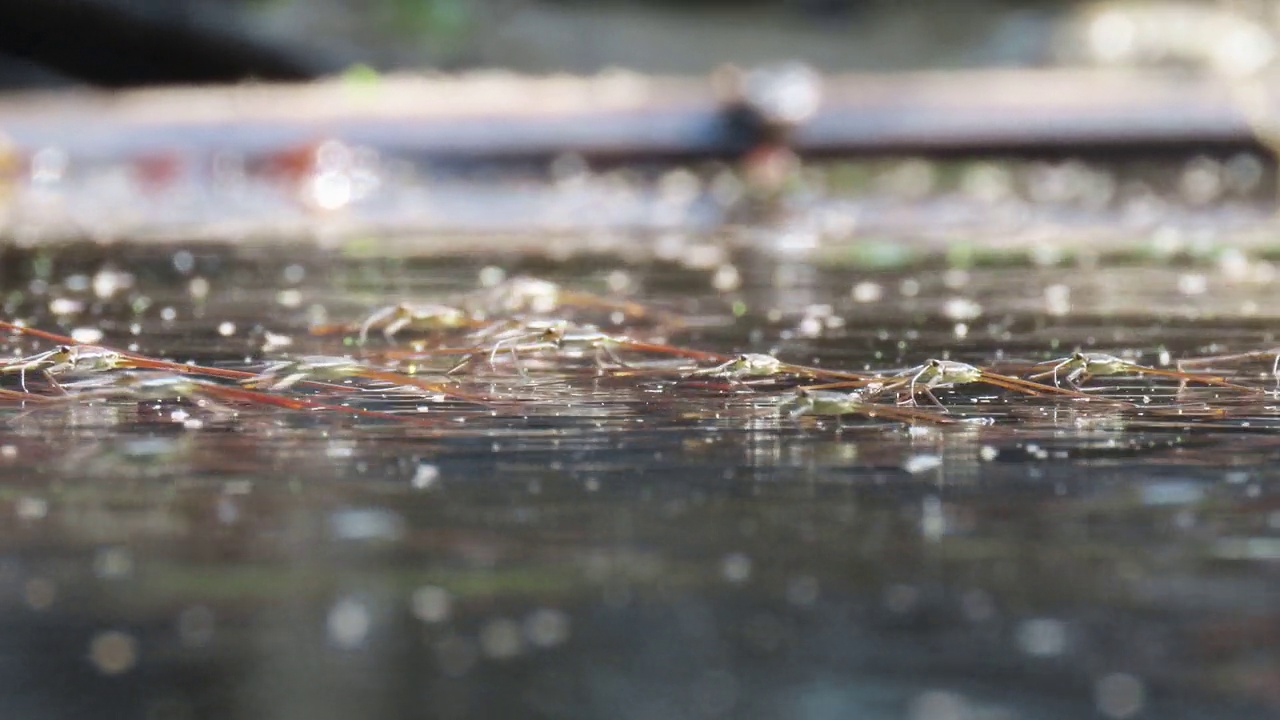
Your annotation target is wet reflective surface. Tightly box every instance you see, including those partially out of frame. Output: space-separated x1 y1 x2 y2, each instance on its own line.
0 235 1278 719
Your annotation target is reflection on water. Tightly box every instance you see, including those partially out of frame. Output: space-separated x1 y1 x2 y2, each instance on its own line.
0 241 1278 719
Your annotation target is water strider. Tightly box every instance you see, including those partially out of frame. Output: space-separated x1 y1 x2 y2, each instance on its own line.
686 352 870 386
241 354 494 404
332 277 681 347
351 302 474 344
0 242 1278 720
1029 351 1264 393
0 344 124 390
688 352 787 379
442 319 713 376
803 358 1112 410
467 319 636 373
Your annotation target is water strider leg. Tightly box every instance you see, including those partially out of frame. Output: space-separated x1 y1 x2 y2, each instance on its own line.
357 304 400 345
598 341 631 369
382 315 412 342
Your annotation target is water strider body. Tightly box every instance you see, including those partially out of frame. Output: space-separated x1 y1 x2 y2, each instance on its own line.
687 353 869 385
886 359 985 409
882 359 1101 409
443 318 744 378
241 355 489 404
325 275 673 346
466 277 565 316
0 345 124 391
355 303 473 344
802 358 1095 411
1030 351 1260 393
688 353 785 380
449 320 634 374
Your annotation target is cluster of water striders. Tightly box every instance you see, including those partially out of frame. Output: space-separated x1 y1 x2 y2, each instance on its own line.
1 274 1278 429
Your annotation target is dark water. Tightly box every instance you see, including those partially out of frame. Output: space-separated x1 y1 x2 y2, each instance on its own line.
0 238 1277 720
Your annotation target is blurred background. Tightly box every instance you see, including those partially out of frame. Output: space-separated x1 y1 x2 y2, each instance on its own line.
4 0 1279 242
2 0 1279 88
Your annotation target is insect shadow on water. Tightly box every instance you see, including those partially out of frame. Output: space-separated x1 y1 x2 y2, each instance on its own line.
778 387 958 429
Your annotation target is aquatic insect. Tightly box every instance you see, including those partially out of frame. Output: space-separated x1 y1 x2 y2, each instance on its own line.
688 353 786 380
46 371 441 426
330 275 676 344
0 345 124 391
782 388 955 427
447 319 693 375
457 321 628 374
893 360 997 409
0 317 459 420
466 277 565 316
1028 351 1260 392
686 353 870 385
806 359 1103 410
0 321 266 385
350 303 474 344
240 355 491 403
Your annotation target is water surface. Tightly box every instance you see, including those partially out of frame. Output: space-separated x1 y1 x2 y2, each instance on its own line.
0 236 1277 719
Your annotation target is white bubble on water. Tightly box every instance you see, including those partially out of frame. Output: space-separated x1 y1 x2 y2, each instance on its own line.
479 618 523 659
327 597 371 650
524 608 570 648
851 281 883 303
89 630 138 675
720 553 752 584
1095 673 1145 719
70 327 104 344
411 586 451 624
178 605 216 648
907 690 969 720
1016 617 1069 657
411 463 440 490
